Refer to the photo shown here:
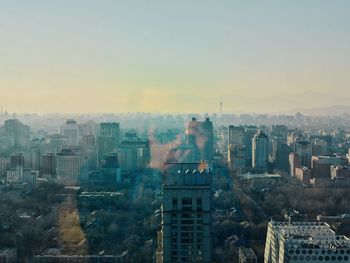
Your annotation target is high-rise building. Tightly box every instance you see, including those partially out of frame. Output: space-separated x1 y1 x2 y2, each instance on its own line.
42 153 56 178
10 152 25 168
295 141 312 168
100 152 121 184
97 123 120 166
289 152 300 177
0 157 7 177
156 163 213 263
312 138 328 156
331 165 350 180
7 166 23 183
46 134 65 153
311 155 345 178
244 126 258 168
23 169 39 189
118 135 150 172
264 221 350 263
100 122 120 145
271 138 290 172
228 126 246 170
60 119 79 146
4 119 30 150
56 149 87 185
186 117 214 162
252 131 269 171
30 148 41 171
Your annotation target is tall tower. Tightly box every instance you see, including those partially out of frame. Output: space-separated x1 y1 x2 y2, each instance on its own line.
156 163 213 263
252 130 269 171
220 97 223 115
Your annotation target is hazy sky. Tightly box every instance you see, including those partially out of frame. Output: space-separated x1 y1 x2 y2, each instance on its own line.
1 0 350 114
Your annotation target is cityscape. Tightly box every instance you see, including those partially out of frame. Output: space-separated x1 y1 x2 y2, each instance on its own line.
1 1 350 263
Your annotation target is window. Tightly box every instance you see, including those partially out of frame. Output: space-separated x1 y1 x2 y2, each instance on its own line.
173 198 178 209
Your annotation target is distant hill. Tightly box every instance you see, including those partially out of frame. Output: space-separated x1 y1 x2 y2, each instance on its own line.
286 105 350 116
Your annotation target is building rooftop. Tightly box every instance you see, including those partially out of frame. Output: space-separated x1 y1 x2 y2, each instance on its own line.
270 221 350 249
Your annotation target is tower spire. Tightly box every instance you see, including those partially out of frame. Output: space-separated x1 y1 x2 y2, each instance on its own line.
220 97 223 114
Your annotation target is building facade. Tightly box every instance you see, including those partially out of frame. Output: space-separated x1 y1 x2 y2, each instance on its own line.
156 163 213 263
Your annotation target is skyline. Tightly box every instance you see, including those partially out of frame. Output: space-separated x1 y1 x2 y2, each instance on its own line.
1 0 350 113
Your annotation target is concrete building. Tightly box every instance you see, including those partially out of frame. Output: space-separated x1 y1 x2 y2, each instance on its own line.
312 138 328 156
60 119 79 146
0 136 14 152
6 166 23 183
264 221 350 263
4 119 30 150
23 169 39 189
97 122 120 166
287 130 303 148
330 165 350 180
9 152 25 168
100 122 120 146
56 149 87 185
118 136 150 172
156 163 213 263
294 166 311 185
289 152 300 177
0 157 8 177
228 126 246 170
239 247 257 263
295 141 312 168
311 156 345 179
186 117 214 162
252 130 269 171
274 140 290 172
42 153 56 178
100 152 122 184
243 126 257 168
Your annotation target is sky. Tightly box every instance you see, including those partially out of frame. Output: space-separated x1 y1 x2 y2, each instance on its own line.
0 0 350 114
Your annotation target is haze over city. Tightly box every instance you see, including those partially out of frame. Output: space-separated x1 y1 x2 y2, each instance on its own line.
2 1 350 263
1 0 350 114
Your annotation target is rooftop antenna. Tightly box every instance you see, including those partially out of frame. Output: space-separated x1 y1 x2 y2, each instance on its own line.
220 97 223 115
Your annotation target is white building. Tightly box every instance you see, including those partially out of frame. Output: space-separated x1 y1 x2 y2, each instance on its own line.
264 221 350 263
56 149 87 186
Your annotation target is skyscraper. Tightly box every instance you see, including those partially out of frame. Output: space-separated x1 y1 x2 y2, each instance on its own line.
97 122 120 166
295 140 312 168
228 126 246 170
118 136 150 172
42 153 56 178
186 117 214 162
252 130 269 171
100 122 120 145
156 162 213 263
244 126 258 168
60 119 79 146
4 119 30 150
